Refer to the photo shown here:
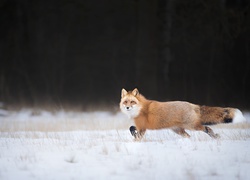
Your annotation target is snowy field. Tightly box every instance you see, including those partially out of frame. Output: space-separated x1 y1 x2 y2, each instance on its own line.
0 109 250 180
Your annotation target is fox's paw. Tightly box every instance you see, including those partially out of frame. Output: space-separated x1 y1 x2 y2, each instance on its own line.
129 126 138 137
129 126 145 141
210 133 220 139
213 133 220 139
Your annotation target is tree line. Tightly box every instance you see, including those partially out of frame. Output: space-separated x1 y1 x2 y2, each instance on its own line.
0 0 249 109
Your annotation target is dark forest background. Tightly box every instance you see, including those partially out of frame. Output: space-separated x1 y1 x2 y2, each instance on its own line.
0 0 250 110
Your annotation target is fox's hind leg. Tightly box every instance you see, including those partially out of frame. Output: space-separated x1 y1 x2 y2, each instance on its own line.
129 126 145 140
204 126 220 138
172 127 190 138
194 124 220 139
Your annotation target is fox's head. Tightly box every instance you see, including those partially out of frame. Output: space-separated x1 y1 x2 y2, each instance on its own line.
120 88 141 118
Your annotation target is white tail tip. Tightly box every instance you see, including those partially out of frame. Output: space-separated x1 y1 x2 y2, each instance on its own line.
233 109 246 123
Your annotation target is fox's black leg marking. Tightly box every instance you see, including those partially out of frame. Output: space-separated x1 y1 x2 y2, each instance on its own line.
129 126 145 140
129 126 137 137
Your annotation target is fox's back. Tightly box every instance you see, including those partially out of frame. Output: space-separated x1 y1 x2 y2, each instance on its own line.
144 101 200 129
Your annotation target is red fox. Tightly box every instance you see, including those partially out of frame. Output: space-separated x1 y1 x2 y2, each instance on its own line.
120 88 246 140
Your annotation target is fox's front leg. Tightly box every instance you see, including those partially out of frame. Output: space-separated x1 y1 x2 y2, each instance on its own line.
129 126 146 140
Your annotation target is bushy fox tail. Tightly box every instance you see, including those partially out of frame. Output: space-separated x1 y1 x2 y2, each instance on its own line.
199 106 246 125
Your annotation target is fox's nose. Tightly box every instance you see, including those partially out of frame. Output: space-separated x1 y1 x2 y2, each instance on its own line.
126 107 130 110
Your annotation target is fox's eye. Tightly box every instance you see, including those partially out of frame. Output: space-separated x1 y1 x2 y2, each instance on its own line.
124 101 128 104
131 101 136 104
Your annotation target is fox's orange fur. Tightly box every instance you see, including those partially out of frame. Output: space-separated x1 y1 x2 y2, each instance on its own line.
120 88 246 140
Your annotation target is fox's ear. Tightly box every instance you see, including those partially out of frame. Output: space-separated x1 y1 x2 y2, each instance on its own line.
132 88 139 96
121 88 128 98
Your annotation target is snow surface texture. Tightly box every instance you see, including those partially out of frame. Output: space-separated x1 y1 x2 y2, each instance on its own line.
0 109 250 180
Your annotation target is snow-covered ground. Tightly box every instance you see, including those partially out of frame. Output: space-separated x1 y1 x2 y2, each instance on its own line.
0 109 250 180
